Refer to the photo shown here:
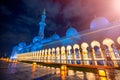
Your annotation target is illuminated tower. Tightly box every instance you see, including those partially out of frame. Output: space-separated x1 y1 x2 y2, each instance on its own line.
38 9 46 40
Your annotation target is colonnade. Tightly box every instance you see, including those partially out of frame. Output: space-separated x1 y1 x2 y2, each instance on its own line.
17 37 120 67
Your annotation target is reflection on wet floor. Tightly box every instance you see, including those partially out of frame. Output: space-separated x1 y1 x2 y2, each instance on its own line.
0 62 97 80
0 61 120 80
7 62 17 74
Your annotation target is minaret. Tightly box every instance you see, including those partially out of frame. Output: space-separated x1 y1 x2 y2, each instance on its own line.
38 9 46 40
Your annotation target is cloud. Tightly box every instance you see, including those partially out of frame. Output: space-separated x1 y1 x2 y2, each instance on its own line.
15 15 37 26
62 0 120 20
0 5 12 15
45 1 61 18
22 0 61 17
62 0 93 19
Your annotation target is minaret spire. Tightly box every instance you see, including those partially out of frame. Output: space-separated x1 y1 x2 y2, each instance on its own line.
38 9 46 40
43 8 46 15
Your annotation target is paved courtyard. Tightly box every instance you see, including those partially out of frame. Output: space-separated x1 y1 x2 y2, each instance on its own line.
0 60 120 80
0 61 96 80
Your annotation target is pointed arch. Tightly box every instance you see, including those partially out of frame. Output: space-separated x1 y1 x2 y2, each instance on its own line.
52 48 56 63
81 42 89 51
44 49 48 62
103 38 118 67
61 46 66 63
103 38 114 46
56 47 60 63
81 42 89 65
73 44 81 64
91 40 105 65
48 48 51 62
73 44 80 49
91 40 100 48
67 45 72 50
66 45 72 64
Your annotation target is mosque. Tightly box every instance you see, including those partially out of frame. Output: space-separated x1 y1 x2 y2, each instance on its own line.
10 10 80 59
11 9 120 67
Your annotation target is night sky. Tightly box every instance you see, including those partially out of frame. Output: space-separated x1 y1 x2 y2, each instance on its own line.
0 0 120 57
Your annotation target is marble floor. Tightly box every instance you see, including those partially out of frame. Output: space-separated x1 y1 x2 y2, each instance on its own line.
0 60 119 80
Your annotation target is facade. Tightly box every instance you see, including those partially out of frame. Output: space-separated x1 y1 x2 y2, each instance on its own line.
12 10 120 67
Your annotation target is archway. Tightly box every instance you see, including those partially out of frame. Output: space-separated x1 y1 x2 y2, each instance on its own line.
41 50 44 62
56 47 60 63
66 45 72 64
103 38 118 67
52 48 55 63
91 40 105 66
73 44 81 64
44 49 47 62
81 42 89 65
48 48 51 62
61 46 66 64
39 50 41 62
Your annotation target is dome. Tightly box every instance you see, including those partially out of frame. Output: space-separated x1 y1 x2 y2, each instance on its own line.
90 17 110 30
18 42 26 48
66 27 78 37
52 34 60 40
33 36 41 43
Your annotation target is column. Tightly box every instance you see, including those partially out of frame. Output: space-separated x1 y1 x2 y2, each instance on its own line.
99 47 107 66
108 46 118 67
92 48 98 66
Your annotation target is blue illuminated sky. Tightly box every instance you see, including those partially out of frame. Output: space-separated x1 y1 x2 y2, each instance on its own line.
0 0 119 57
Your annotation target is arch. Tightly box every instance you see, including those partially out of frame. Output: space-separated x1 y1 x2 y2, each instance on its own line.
56 47 60 55
73 44 80 64
42 50 44 55
91 40 100 48
52 48 55 53
81 42 89 65
39 50 41 61
44 49 48 62
103 38 114 47
73 44 80 49
81 42 89 51
37 51 39 57
45 49 47 56
48 48 51 62
61 46 65 52
91 41 101 65
66 45 72 64
61 46 66 63
117 36 120 44
36 51 39 62
56 47 60 63
56 47 60 51
52 48 56 63
39 50 41 54
91 40 105 65
41 50 44 62
103 38 118 67
66 45 72 50
48 48 51 53
45 49 47 53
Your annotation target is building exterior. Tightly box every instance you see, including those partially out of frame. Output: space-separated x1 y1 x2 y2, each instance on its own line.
12 10 120 67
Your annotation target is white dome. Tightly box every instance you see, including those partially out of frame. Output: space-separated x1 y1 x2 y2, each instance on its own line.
66 27 78 37
52 34 60 40
90 17 110 30
33 36 41 43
